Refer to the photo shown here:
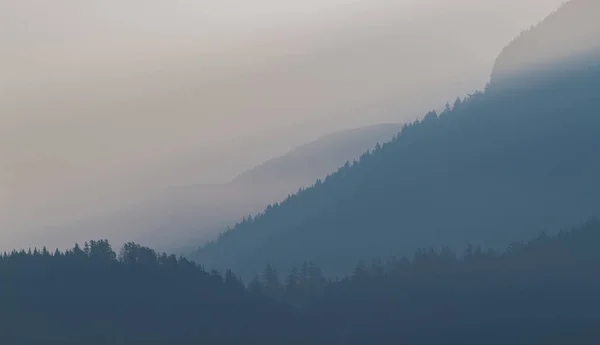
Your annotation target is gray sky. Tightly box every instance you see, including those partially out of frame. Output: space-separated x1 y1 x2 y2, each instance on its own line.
1 0 565 250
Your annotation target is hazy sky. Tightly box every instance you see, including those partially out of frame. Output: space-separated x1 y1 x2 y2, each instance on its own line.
1 0 565 250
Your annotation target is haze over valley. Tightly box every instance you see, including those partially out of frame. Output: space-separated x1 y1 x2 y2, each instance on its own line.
1 0 566 251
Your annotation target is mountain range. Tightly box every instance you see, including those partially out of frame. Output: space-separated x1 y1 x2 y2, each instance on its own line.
190 0 600 278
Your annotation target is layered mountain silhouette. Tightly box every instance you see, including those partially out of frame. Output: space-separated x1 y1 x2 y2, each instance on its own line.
190 0 600 278
54 124 401 252
152 123 403 249
232 123 403 188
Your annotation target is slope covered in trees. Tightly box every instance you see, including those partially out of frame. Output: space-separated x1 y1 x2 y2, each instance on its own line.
260 218 600 345
191 0 600 278
4 220 600 344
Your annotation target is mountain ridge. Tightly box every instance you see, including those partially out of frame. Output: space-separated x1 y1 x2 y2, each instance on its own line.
191 0 600 278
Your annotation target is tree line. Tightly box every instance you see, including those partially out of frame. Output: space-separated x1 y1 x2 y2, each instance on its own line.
3 219 600 344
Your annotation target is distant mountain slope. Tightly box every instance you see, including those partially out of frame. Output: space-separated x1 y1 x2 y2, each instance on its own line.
156 124 402 249
190 1 600 278
52 124 402 252
233 123 403 188
491 0 600 85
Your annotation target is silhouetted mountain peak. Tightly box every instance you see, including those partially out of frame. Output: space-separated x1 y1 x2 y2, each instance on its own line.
491 0 600 85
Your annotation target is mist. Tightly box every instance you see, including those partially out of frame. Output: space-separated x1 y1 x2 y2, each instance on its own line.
1 0 565 251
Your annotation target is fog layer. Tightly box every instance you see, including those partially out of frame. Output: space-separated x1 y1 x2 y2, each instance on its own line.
1 0 564 250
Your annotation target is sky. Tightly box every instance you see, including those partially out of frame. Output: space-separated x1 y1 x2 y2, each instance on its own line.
0 0 566 250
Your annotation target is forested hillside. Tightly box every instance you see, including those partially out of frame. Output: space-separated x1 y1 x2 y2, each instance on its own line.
191 0 600 278
4 219 600 344
0 241 312 345
259 218 600 345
